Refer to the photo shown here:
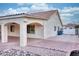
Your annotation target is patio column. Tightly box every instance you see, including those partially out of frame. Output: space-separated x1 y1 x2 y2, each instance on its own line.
1 24 8 43
20 22 27 47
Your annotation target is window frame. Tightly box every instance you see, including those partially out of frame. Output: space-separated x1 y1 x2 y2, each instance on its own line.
10 25 15 32
27 25 35 34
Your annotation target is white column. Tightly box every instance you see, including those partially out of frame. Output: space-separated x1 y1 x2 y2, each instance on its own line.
1 24 8 43
20 22 27 47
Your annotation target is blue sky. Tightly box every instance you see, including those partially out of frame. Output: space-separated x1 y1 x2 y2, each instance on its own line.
0 3 79 25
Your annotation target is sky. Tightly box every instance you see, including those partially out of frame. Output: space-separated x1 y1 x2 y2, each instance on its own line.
0 3 79 25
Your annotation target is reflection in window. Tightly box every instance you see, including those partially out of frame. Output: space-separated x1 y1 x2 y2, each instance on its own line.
27 25 35 34
10 25 15 32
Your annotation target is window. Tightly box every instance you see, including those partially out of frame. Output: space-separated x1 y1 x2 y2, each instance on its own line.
10 25 15 32
27 25 35 33
54 26 56 31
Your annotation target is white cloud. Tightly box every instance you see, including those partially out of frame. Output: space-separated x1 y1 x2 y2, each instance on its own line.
30 3 49 11
61 13 73 17
58 7 79 24
16 7 29 13
29 3 60 13
0 3 61 16
8 8 18 14
0 7 30 16
60 7 79 13
0 3 52 15
0 3 79 25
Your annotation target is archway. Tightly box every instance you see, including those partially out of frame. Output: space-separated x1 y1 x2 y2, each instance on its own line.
0 20 28 47
4 22 20 43
0 21 44 47
27 22 44 44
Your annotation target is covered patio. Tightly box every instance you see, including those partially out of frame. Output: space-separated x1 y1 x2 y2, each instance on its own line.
0 20 44 47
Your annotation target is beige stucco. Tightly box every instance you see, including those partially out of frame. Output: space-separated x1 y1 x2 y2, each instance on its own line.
44 12 62 39
6 23 44 39
26 18 44 39
0 12 62 40
0 11 63 47
8 23 20 37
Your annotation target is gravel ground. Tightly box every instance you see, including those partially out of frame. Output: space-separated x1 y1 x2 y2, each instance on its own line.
0 46 68 56
25 46 68 56
0 48 40 56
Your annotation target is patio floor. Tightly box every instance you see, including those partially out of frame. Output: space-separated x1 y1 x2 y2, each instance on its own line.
0 35 79 55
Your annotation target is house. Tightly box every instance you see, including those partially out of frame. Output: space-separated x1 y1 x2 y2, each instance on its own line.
0 10 62 47
63 24 76 35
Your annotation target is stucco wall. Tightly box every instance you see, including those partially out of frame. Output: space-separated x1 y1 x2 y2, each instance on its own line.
0 18 25 37
26 18 44 25
27 25 44 39
0 17 44 39
7 24 44 39
26 18 44 39
44 13 62 39
0 18 26 25
0 13 62 39
8 24 20 37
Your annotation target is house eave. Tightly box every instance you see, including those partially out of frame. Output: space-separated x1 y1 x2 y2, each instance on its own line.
0 14 47 20
56 10 63 27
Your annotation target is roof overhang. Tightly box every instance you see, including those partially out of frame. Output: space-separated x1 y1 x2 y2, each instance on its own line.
0 13 47 20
